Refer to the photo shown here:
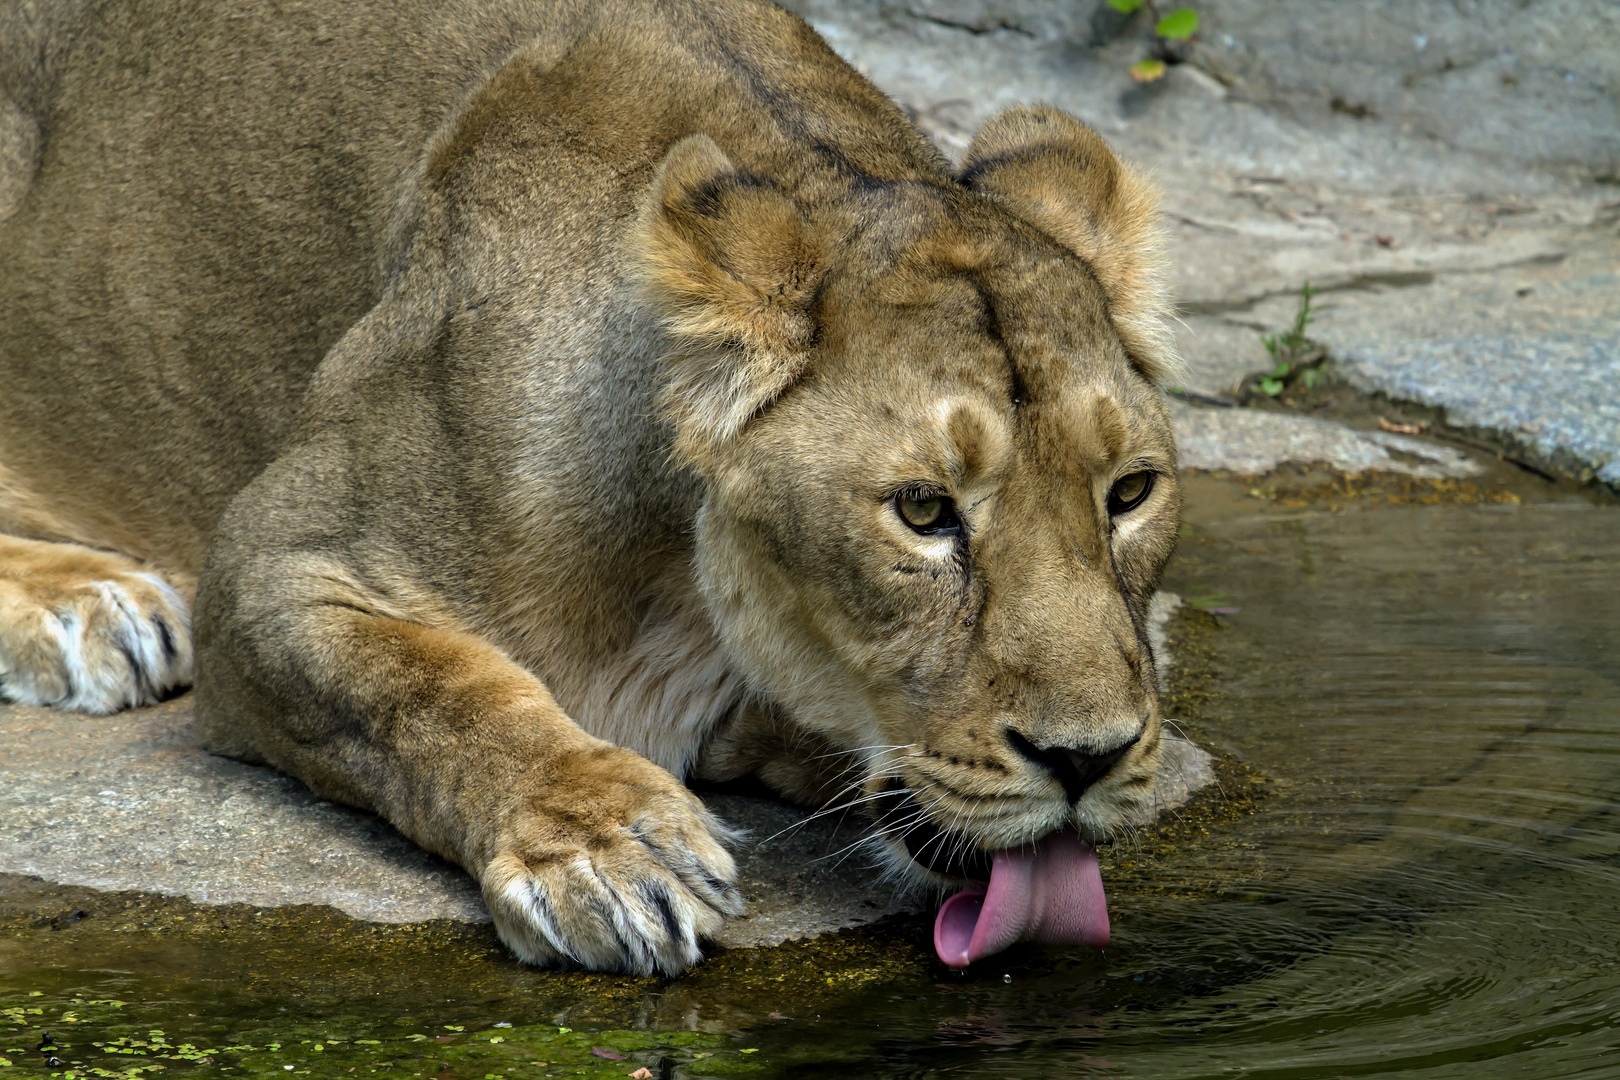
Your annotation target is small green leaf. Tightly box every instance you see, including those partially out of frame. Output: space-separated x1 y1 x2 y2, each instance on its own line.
1301 368 1321 389
1129 58 1167 82
1270 362 1291 378
1107 0 1145 13
1260 377 1284 396
1155 7 1200 40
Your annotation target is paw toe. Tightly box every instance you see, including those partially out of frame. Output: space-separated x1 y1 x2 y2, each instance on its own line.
0 568 193 713
483 805 743 976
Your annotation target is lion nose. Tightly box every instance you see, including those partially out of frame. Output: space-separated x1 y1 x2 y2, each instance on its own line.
1006 729 1141 805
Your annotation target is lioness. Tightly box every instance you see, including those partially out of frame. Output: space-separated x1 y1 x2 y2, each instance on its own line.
0 0 1181 973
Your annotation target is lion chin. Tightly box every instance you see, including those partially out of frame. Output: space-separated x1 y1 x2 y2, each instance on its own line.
1 0 1181 975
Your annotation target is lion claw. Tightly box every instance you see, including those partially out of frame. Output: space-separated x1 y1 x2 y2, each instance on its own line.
481 767 741 975
0 553 193 714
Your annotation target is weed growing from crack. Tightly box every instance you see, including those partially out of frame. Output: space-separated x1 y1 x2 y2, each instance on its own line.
1255 282 1325 397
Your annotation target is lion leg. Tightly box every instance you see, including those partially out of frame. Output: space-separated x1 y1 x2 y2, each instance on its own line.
0 534 194 713
196 503 742 974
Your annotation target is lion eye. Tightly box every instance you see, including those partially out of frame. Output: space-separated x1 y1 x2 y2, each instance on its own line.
1107 471 1155 517
896 493 962 535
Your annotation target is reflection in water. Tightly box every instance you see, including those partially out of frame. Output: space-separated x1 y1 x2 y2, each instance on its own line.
2 481 1617 1078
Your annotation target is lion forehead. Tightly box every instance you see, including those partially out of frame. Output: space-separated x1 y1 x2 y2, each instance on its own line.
822 257 1169 481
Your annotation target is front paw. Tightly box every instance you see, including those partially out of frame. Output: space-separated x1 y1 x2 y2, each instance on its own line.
481 744 744 975
0 547 192 714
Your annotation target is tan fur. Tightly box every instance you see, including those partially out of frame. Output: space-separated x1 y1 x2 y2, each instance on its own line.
0 0 1181 973
961 106 1182 385
637 135 830 464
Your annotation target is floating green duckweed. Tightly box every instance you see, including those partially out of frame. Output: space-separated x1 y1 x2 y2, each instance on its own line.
1 994 760 1078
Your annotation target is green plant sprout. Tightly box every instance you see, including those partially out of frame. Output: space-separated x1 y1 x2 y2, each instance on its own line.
1255 282 1324 396
1107 0 1200 81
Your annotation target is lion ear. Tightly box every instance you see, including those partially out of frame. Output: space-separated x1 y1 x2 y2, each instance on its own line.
960 107 1181 385
635 134 826 462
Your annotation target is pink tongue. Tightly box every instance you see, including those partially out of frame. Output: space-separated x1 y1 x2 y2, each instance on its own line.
933 831 1109 968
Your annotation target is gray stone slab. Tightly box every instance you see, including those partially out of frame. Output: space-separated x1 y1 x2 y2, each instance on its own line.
0 697 489 925
0 647 1214 948
1177 235 1620 485
1341 334 1619 486
1175 314 1274 399
1309 244 1620 487
1171 399 1483 477
1188 0 1620 176
789 0 1619 177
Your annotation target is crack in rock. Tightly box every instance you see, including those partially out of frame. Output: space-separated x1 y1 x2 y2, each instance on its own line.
903 8 1035 37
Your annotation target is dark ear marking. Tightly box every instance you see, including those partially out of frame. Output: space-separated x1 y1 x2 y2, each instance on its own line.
635 135 828 465
959 144 1094 189
681 171 770 221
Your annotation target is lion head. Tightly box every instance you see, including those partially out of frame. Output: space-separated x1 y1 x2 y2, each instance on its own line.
638 106 1181 888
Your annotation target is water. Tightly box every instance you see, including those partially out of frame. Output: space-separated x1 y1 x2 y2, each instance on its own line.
4 471 1618 1078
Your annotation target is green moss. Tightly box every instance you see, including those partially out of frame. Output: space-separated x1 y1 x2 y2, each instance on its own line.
0 994 770 1078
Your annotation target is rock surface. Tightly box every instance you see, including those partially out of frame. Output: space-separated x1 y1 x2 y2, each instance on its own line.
1317 245 1620 486
1172 400 1482 478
